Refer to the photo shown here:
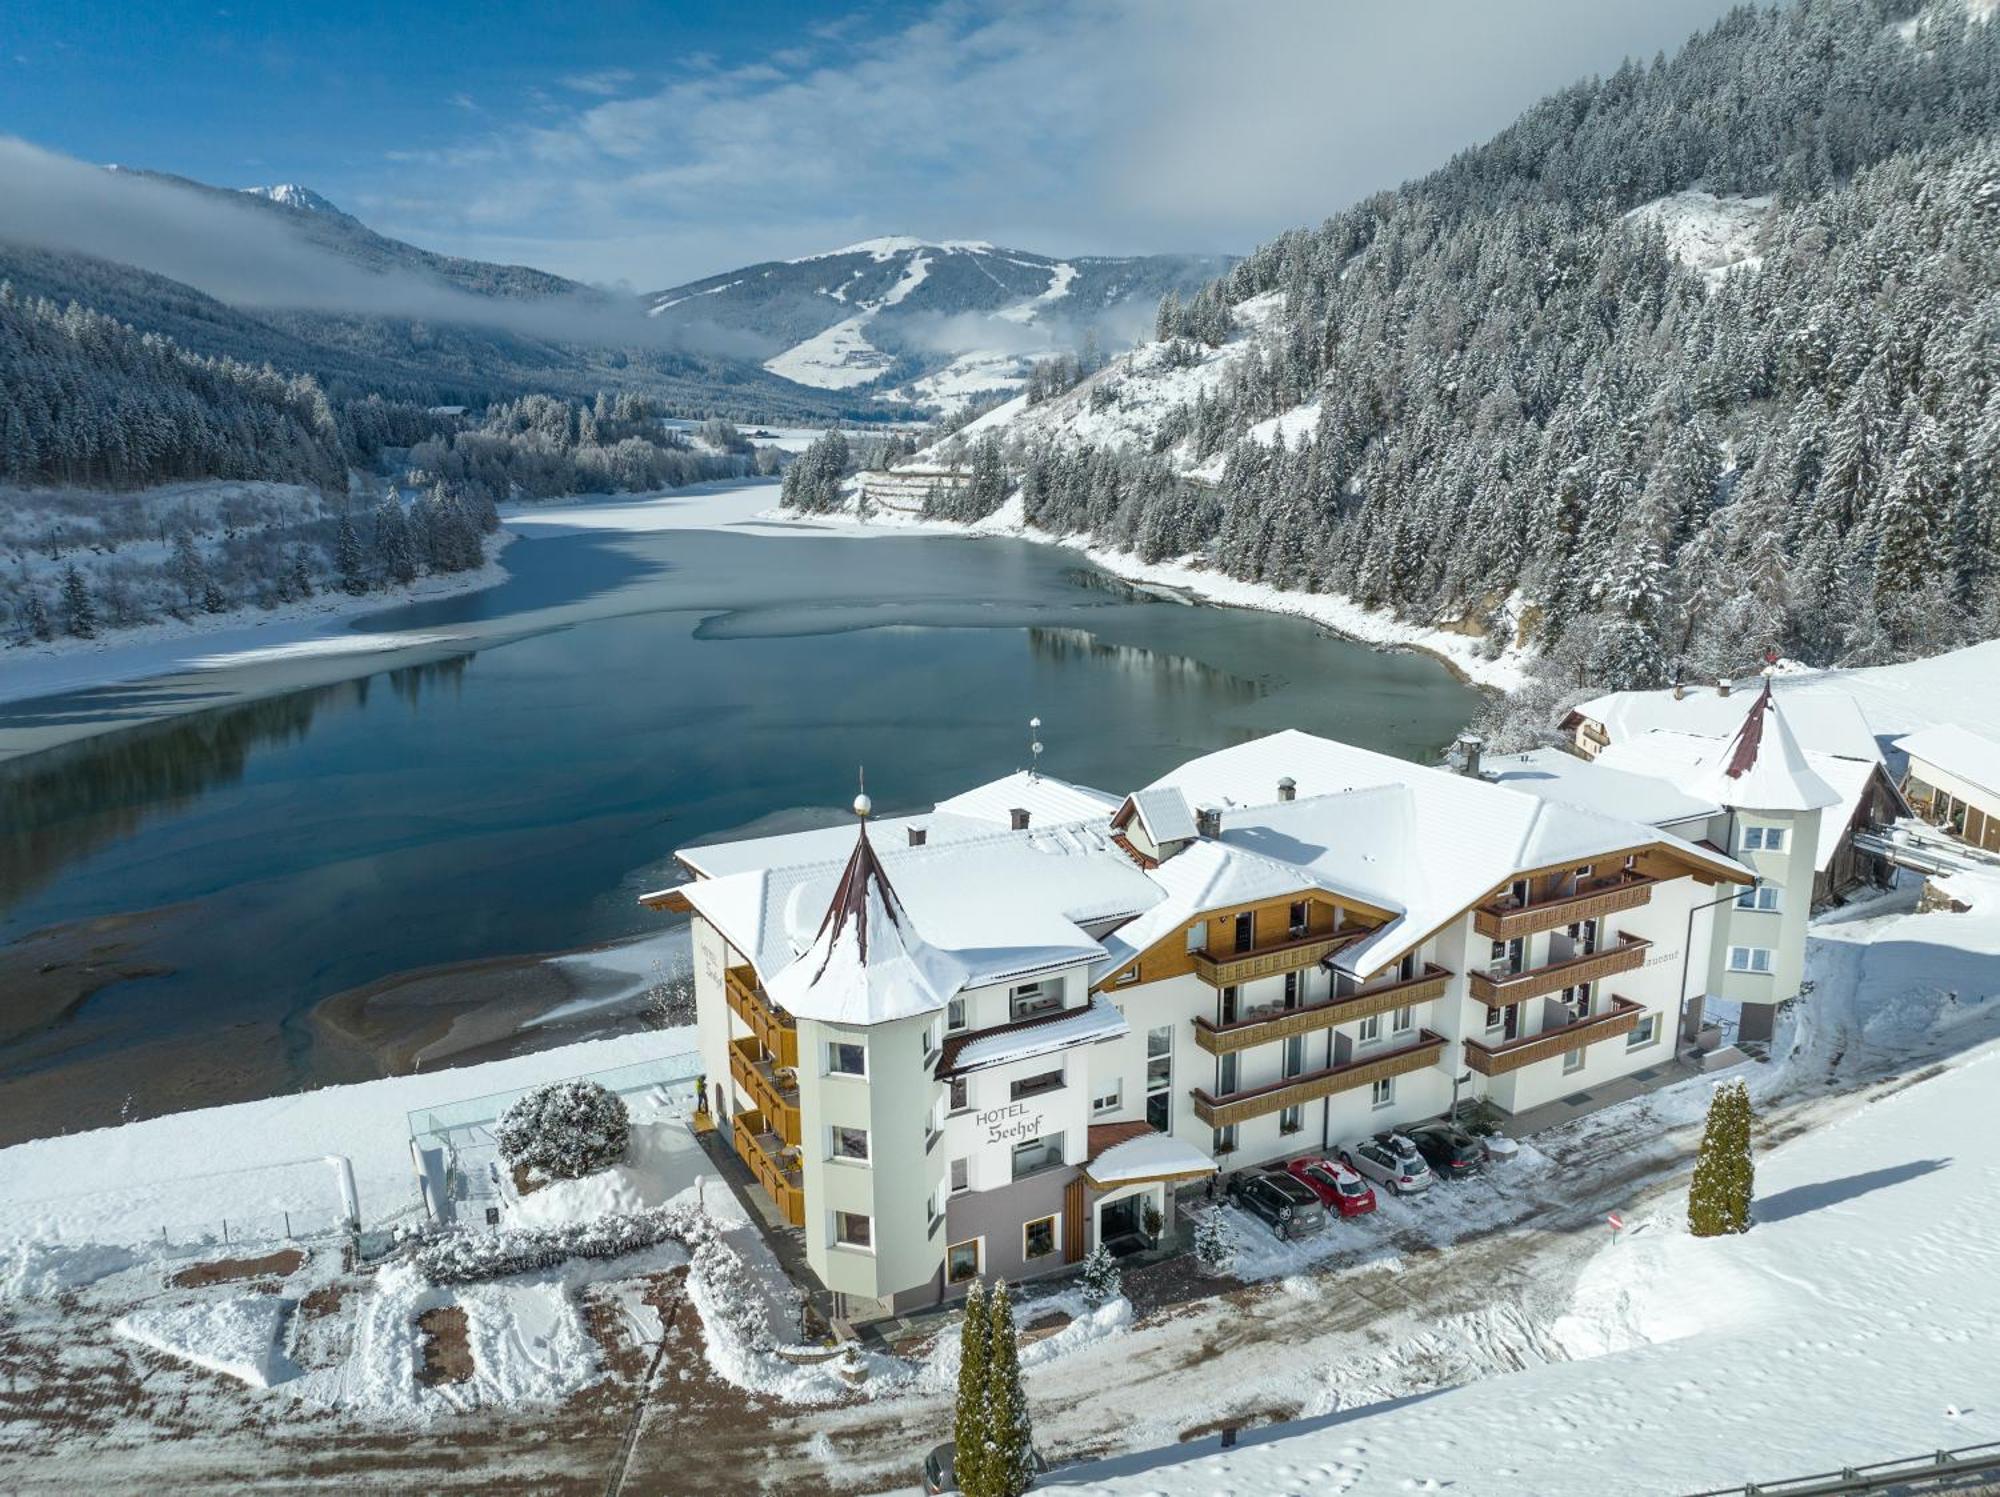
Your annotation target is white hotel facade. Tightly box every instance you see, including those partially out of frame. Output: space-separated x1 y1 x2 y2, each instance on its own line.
647 692 1830 1321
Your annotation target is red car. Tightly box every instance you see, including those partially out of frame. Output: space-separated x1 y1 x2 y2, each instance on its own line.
1284 1156 1377 1217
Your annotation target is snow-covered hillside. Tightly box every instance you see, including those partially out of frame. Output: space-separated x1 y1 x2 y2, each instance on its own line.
1625 189 1772 286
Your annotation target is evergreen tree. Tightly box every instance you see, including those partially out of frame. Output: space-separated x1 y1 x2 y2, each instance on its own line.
982 1280 1035 1497
200 576 227 614
1193 1210 1234 1273
1078 1243 1122 1307
59 563 96 638
22 591 52 642
288 546 316 601
373 495 417 585
1688 1078 1754 1237
336 513 367 596
168 530 207 610
952 1279 992 1497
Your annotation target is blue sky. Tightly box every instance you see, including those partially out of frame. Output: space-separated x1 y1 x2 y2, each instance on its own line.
3 0 1747 290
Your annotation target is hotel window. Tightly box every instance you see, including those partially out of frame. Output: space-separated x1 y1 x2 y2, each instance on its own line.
1092 1081 1123 1115
1185 922 1206 953
1011 1068 1065 1101
1011 1132 1065 1181
831 1125 869 1163
1563 1046 1587 1074
1010 979 1063 1022
1282 1034 1306 1078
1288 900 1309 935
1484 1005 1504 1032
946 1239 981 1284
947 996 968 1032
826 1041 866 1077
1357 1013 1382 1045
1742 825 1787 853
1728 945 1775 973
1213 1124 1238 1154
1391 1005 1415 1035
1736 884 1783 912
1627 1015 1660 1050
1283 971 1301 1009
834 1212 872 1251
1370 1077 1394 1109
1023 1216 1058 1261
1114 965 1138 986
924 1020 940 1061
949 1074 969 1112
1146 1026 1174 1130
1217 1053 1239 1095
950 1157 969 1193
1233 911 1254 952
1279 1104 1304 1136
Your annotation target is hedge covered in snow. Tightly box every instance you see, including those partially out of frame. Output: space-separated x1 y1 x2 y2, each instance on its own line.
495 1078 630 1181
413 1205 691 1285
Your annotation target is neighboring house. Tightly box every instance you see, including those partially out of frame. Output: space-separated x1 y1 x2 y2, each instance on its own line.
1895 724 2000 854
1560 677 1906 903
1494 683 1843 1045
645 730 1751 1322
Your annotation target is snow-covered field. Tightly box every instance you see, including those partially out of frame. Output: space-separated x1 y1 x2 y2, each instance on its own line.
1626 189 1773 286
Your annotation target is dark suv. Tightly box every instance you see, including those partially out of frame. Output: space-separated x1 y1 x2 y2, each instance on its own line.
1406 1122 1487 1179
1226 1168 1329 1238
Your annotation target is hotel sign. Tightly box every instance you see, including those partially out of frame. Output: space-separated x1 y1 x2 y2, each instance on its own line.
977 1102 1049 1146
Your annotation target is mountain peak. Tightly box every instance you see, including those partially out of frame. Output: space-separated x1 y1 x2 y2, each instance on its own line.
243 183 348 218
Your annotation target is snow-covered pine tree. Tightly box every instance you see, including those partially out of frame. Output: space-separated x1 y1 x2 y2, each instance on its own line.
374 495 417 584
22 591 52 642
168 530 207 611
982 1279 1035 1497
1687 1077 1754 1237
1077 1242 1121 1307
288 546 316 601
952 1278 992 1496
335 514 367 596
1192 1210 1234 1274
59 563 95 638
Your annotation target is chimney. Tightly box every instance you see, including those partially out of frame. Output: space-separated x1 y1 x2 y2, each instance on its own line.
1718 678 1733 698
1009 807 1031 831
1672 681 1686 701
1455 732 1483 779
1277 776 1297 803
1195 807 1222 838
907 826 927 847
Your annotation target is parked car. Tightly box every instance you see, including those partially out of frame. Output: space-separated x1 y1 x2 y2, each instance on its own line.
1284 1156 1378 1217
1338 1132 1434 1195
1405 1122 1488 1179
924 1441 1049 1493
1226 1168 1329 1238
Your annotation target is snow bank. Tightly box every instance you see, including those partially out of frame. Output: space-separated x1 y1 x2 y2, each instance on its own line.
0 1239 143 1301
116 1296 298 1388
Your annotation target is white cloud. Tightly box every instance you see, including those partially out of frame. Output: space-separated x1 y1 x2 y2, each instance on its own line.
559 68 636 97
359 0 1747 289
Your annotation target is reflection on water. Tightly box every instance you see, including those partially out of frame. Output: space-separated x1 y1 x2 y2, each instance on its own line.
0 524 1479 1096
0 657 473 910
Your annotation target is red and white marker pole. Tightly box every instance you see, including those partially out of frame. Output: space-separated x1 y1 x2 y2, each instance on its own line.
1608 1211 1625 1242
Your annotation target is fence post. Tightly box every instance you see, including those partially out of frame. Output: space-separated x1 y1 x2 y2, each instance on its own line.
222 1219 229 1245
284 1211 292 1239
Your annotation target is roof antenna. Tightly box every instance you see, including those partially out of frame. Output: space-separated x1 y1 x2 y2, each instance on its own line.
853 766 872 820
1028 717 1044 782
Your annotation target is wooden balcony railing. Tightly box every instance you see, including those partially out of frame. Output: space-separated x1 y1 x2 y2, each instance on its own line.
731 1107 805 1227
1190 1029 1446 1128
729 1035 801 1147
1473 873 1656 940
1189 927 1367 988
1464 996 1645 1076
1192 964 1452 1055
725 964 798 1069
1469 932 1651 1005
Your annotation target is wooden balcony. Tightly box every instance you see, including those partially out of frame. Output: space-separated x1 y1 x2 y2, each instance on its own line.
1469 932 1651 1005
1474 873 1656 940
1189 927 1366 988
1192 964 1452 1056
1464 996 1645 1076
729 1035 801 1147
725 964 798 1069
731 1107 806 1227
1191 1029 1446 1128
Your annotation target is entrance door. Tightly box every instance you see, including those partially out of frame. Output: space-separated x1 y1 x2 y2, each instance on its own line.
1100 1195 1147 1255
1503 1003 1521 1041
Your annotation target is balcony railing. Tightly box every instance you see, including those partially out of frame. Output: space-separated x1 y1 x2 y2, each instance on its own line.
1189 927 1367 988
725 965 798 1069
729 1035 801 1147
731 1108 805 1227
1469 932 1651 1006
1192 964 1452 1055
1464 996 1645 1076
1190 1029 1446 1128
1473 872 1656 940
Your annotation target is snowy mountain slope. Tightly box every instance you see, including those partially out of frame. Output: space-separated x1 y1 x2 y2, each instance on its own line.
241 183 351 219
1625 189 1773 286
645 240 1230 409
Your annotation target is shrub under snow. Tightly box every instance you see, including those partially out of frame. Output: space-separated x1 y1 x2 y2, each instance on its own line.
495 1078 630 1181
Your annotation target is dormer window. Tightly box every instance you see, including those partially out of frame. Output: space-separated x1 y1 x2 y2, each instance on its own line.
1010 979 1062 1022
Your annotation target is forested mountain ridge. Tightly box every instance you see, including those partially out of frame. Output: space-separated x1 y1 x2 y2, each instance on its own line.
903 0 2000 742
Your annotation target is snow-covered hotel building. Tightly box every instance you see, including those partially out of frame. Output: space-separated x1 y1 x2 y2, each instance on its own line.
646 697 1827 1321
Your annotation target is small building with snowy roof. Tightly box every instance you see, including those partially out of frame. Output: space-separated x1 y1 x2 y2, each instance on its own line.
1896 723 2000 854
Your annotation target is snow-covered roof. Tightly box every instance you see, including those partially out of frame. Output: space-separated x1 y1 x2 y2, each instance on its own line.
1093 838 1325 981
678 810 1000 880
764 821 968 1026
1083 1129 1218 1187
932 769 1120 828
1687 685 1841 813
1486 748 1722 827
1571 678 1883 764
944 995 1128 1074
1122 785 1201 846
1895 723 2000 800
